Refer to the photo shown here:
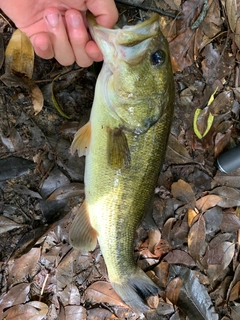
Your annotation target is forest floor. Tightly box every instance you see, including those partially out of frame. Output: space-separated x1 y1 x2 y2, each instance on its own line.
1 1 240 319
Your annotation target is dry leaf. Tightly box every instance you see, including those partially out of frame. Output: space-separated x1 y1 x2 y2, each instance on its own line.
8 248 41 286
167 267 218 319
166 277 182 305
2 29 44 114
47 183 85 201
187 208 198 226
188 214 207 262
57 253 81 307
226 0 237 32
229 281 240 301
210 186 240 207
204 206 223 235
171 179 196 207
164 249 196 267
220 212 240 232
235 17 240 49
206 242 235 283
148 229 161 254
154 261 169 289
2 301 48 320
5 29 34 77
166 134 194 164
0 216 23 234
31 84 44 115
196 195 222 213
85 281 128 308
64 306 87 320
0 283 30 314
0 34 4 69
87 308 117 320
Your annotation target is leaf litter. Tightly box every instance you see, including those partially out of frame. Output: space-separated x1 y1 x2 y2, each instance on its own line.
1 0 240 319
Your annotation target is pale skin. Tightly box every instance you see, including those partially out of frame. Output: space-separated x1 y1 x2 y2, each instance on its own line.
0 0 118 67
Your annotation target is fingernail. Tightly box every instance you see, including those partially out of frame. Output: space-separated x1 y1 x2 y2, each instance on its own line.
67 13 81 28
39 44 48 51
46 13 60 27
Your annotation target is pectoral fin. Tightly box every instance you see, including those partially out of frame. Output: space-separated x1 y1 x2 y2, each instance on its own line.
107 127 131 170
69 201 98 251
70 121 91 157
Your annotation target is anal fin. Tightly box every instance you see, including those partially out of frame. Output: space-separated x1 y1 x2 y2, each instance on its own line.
70 121 91 157
69 201 98 251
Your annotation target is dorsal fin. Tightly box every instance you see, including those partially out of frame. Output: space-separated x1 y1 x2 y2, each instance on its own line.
70 121 91 157
69 201 98 251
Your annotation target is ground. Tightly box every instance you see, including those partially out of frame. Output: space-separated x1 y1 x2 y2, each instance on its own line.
1 1 240 319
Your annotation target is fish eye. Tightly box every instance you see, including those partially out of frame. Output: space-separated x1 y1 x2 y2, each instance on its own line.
151 50 165 66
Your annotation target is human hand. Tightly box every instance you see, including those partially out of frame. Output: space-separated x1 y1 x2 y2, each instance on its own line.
0 0 118 67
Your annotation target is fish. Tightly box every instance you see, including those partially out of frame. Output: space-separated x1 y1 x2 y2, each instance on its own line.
69 12 174 312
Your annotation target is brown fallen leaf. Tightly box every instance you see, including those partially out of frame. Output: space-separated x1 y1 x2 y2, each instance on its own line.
206 242 235 283
153 261 169 289
64 305 87 320
0 283 30 314
226 0 237 33
85 281 129 308
147 229 161 254
0 216 23 234
163 249 196 268
169 28 195 70
166 277 182 306
228 281 240 302
5 29 34 77
8 248 41 287
1 29 44 115
204 206 223 235
31 84 44 115
220 212 240 233
47 182 85 201
0 71 44 115
167 266 218 319
235 17 240 49
0 34 4 69
196 194 222 213
188 214 207 262
171 179 196 208
2 301 48 320
210 186 240 208
187 208 198 226
166 134 194 165
87 307 118 320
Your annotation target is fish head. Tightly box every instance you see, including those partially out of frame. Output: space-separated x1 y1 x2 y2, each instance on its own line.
87 13 174 134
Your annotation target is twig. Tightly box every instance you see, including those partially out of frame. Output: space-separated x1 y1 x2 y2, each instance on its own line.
115 0 179 19
191 0 208 30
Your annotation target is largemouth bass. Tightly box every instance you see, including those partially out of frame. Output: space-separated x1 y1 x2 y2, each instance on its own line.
70 12 174 312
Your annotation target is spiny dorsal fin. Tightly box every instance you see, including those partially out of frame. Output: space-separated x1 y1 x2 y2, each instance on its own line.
70 121 91 157
69 201 98 251
107 127 131 170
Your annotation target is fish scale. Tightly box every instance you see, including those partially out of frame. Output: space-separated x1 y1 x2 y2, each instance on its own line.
70 12 174 312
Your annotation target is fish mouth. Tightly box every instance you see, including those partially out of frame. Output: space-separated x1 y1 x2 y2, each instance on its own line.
86 12 160 66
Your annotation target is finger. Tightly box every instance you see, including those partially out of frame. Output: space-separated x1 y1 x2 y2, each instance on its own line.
65 9 96 67
86 0 118 27
44 7 75 66
31 32 54 60
85 40 103 62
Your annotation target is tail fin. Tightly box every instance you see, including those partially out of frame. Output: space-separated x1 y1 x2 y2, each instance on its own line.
111 268 160 312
